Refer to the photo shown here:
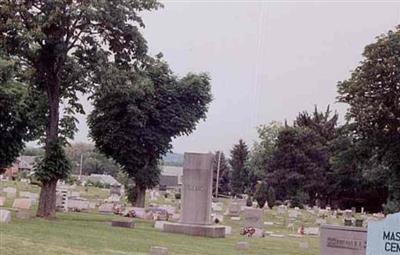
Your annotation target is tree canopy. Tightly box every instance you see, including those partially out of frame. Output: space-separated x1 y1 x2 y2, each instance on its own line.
0 0 161 217
88 56 212 206
0 56 43 170
338 26 400 212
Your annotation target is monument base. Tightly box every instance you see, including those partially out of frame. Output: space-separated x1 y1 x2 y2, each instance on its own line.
163 222 226 238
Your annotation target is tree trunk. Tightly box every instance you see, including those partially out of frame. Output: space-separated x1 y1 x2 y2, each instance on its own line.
36 72 61 218
133 185 146 208
36 179 58 218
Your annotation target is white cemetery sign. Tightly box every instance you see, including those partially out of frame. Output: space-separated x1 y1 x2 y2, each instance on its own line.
367 212 400 255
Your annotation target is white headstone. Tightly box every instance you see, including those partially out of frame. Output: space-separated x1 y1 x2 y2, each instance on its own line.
367 212 400 255
150 246 168 255
0 209 11 223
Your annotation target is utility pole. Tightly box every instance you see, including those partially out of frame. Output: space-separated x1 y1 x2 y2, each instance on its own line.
79 154 83 181
215 151 222 198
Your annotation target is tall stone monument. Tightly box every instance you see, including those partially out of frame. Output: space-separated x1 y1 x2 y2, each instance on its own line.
162 153 225 238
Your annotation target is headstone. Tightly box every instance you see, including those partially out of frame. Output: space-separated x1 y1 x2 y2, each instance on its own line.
19 191 31 198
0 196 5 206
150 246 168 255
227 202 241 216
180 153 212 225
162 153 225 238
344 209 353 219
111 218 134 228
154 221 166 230
67 199 90 212
289 210 300 218
56 189 69 212
211 213 224 223
98 203 114 214
367 212 400 255
320 225 367 255
16 210 31 219
70 191 80 197
4 187 16 198
236 242 249 250
110 184 122 196
230 216 241 221
277 205 287 215
0 209 11 223
225 225 232 235
88 202 96 209
316 218 327 225
243 208 263 229
12 198 32 210
212 202 223 212
270 234 285 238
304 227 320 236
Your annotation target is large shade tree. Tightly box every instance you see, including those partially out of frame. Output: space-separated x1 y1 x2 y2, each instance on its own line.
0 0 161 217
338 26 400 213
0 56 44 171
88 56 212 207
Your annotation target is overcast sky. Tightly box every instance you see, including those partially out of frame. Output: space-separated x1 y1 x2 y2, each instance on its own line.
72 0 400 154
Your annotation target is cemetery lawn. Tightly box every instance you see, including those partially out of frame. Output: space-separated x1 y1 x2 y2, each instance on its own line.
0 211 319 255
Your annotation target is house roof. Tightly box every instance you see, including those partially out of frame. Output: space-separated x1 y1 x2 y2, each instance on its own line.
87 174 120 186
161 166 183 177
17 156 37 170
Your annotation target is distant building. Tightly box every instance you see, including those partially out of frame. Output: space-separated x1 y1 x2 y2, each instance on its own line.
17 156 37 172
159 165 183 188
3 156 37 179
85 174 121 186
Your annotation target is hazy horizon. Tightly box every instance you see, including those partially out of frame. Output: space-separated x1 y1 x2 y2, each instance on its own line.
30 1 400 154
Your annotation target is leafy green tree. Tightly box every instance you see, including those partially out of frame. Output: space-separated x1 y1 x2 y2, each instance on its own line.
249 121 282 186
0 57 43 170
329 124 388 211
88 56 212 207
338 26 400 213
0 0 161 217
254 181 268 208
230 139 250 195
266 186 276 208
267 126 328 205
213 151 231 196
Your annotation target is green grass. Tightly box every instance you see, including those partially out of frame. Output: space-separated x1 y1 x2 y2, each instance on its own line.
1 181 322 255
0 211 320 255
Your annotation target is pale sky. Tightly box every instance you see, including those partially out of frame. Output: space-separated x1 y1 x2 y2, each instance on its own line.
72 0 400 154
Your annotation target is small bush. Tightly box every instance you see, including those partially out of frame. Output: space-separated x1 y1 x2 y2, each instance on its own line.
254 182 268 208
383 200 400 214
246 196 253 207
126 185 137 205
267 186 276 208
